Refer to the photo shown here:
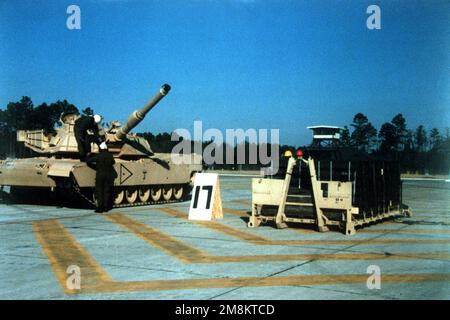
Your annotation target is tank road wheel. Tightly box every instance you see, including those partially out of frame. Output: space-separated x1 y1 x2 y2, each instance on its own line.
126 188 138 204
162 187 173 201
173 185 184 200
114 189 125 205
150 187 162 202
138 186 151 203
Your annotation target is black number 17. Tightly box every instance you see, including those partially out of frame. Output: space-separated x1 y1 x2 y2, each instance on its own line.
192 185 213 209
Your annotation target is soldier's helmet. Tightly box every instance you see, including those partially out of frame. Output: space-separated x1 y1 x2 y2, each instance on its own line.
94 114 102 124
284 150 293 157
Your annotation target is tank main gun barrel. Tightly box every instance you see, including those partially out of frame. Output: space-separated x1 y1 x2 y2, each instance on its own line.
114 84 171 141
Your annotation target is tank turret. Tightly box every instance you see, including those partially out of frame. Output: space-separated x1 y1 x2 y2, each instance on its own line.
16 84 172 158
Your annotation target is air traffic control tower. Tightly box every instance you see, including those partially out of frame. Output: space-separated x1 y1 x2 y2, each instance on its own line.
307 125 343 148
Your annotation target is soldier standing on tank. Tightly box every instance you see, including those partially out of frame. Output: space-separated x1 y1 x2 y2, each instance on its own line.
87 142 116 213
74 114 104 161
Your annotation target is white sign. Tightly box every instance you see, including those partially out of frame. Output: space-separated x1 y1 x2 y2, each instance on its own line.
188 173 223 221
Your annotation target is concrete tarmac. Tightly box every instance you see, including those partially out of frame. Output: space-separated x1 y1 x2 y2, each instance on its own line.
0 177 449 299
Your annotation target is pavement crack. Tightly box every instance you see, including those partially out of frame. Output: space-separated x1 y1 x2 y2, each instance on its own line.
101 263 209 277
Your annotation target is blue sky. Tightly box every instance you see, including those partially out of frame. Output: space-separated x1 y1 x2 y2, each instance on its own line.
0 0 449 145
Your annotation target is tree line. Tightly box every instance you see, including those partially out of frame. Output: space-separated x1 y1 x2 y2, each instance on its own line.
0 97 93 158
338 113 449 174
0 97 449 174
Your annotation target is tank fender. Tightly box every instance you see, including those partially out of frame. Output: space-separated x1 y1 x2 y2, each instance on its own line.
48 162 79 177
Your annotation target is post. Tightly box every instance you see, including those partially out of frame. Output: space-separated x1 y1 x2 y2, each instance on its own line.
348 161 351 181
308 158 329 232
298 161 302 189
330 160 333 181
318 160 321 180
275 156 296 229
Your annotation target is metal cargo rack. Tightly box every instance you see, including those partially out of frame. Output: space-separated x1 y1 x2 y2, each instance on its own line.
248 154 411 235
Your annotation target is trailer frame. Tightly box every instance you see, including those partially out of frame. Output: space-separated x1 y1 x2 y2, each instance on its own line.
248 156 411 235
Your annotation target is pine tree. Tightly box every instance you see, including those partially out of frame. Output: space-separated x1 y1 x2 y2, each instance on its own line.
414 125 427 152
429 128 441 150
350 113 377 152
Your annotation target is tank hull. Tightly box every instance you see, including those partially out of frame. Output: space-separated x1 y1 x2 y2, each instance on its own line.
0 153 202 206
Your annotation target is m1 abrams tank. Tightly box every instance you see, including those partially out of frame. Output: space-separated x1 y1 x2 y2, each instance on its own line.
0 84 202 207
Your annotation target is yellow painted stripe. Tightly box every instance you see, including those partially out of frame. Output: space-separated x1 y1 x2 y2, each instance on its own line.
93 273 450 293
386 219 450 226
33 219 112 294
106 212 450 263
415 213 449 216
414 215 449 220
33 218 450 295
104 213 209 263
231 199 252 206
159 207 267 243
210 252 450 263
360 228 450 234
159 208 450 246
414 212 450 215
223 207 251 218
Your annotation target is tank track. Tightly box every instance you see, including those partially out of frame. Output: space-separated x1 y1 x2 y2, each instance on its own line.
72 181 189 209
